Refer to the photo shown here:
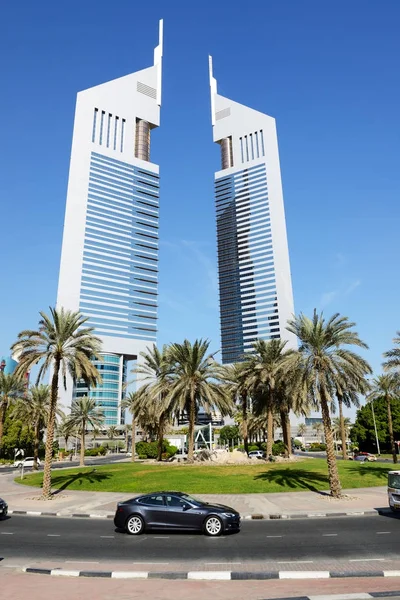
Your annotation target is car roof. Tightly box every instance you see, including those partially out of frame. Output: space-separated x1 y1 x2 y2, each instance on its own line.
137 491 185 497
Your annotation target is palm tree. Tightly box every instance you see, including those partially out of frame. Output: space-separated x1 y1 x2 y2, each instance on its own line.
65 397 105 466
312 421 324 442
57 417 75 454
167 339 234 462
123 424 131 452
332 416 352 453
121 392 141 462
0 372 26 452
11 307 102 499
131 345 174 461
383 332 400 372
218 362 251 455
367 375 399 464
91 427 100 447
297 422 307 448
11 385 63 470
246 339 296 457
286 310 371 498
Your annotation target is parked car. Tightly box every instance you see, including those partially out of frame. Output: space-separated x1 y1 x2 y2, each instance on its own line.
248 450 265 460
13 457 41 469
114 491 241 536
349 452 377 462
0 498 8 519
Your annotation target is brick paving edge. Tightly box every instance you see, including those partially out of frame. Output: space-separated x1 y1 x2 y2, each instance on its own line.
8 509 389 520
19 567 400 580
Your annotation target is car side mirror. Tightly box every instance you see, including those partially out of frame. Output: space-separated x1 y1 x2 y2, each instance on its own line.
182 504 190 511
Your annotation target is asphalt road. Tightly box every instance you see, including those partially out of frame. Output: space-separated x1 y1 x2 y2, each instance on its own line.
0 454 126 475
1 514 400 563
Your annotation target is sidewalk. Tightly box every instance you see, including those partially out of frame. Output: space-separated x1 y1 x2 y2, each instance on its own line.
0 471 390 519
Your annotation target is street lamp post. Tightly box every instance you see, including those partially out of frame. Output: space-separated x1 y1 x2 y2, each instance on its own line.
370 399 381 456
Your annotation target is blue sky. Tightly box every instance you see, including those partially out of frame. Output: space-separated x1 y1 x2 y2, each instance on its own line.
1 0 399 408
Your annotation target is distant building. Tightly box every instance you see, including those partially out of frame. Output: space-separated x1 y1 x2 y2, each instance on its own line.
0 356 17 375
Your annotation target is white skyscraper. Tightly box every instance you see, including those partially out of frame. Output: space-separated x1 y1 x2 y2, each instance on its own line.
209 57 296 364
57 21 163 425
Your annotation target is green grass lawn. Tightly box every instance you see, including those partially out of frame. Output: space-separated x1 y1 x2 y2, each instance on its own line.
16 459 393 494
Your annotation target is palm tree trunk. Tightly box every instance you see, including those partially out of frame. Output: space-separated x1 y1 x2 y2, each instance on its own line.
320 390 342 498
0 404 5 453
266 401 273 457
187 393 196 463
285 411 292 459
241 393 249 455
157 414 165 461
131 418 136 462
33 421 40 470
338 395 347 460
387 394 397 464
41 361 60 500
80 429 86 467
280 409 289 457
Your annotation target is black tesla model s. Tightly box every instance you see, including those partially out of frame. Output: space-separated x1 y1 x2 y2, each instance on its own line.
114 491 241 537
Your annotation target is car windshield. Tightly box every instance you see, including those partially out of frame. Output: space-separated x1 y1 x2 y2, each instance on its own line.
181 494 204 507
389 474 400 489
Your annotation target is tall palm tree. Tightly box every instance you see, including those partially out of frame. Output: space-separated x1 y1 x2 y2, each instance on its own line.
333 387 362 459
65 397 105 466
167 339 234 462
131 345 174 461
11 385 63 470
286 310 371 498
121 392 142 462
297 422 307 447
91 427 100 447
218 362 251 455
124 424 131 453
367 375 399 464
246 339 296 457
57 417 75 454
11 307 102 499
0 372 26 452
332 416 352 453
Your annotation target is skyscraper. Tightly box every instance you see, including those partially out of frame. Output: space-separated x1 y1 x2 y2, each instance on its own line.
57 21 163 425
209 57 296 364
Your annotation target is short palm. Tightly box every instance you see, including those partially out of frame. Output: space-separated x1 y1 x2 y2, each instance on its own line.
11 307 102 498
66 396 105 466
167 339 233 461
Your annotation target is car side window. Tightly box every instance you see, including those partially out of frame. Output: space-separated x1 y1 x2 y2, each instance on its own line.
138 495 164 506
166 495 188 509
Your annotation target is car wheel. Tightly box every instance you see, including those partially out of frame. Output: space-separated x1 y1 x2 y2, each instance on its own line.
204 515 223 536
126 514 145 535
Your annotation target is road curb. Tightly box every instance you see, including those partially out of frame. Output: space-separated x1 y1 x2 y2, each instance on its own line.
21 567 400 580
8 509 389 520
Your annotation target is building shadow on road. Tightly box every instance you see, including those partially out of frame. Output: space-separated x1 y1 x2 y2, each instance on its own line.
50 469 111 494
254 468 329 493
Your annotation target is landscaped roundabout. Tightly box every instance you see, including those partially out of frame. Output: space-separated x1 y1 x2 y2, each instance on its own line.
16 458 392 494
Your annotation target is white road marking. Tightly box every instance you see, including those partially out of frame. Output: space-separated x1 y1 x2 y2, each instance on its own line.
384 570 400 577
153 536 169 539
277 560 314 564
188 571 231 580
100 536 114 538
376 531 391 534
47 534 60 537
65 561 99 564
267 535 283 538
132 562 169 565
322 533 338 536
51 570 80 577
349 558 385 562
309 594 372 599
0 532 13 535
206 562 241 565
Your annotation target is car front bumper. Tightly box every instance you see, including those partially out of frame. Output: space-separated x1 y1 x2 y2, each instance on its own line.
0 504 8 518
221 515 241 531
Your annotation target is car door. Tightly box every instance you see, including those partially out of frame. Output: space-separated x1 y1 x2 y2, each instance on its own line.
138 495 166 527
164 495 203 530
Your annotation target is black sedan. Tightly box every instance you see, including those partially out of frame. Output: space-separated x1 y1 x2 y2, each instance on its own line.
0 498 8 519
114 491 240 537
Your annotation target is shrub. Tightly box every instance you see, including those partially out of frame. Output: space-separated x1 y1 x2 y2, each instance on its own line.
138 454 147 460
272 441 286 456
248 445 259 452
309 442 326 452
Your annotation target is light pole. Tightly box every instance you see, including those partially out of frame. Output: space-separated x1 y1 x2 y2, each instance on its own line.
370 399 381 456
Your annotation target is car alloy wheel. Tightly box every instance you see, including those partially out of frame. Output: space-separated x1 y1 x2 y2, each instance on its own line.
204 516 223 536
126 514 144 535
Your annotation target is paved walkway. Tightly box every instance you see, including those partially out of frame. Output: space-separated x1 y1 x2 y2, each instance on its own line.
0 471 390 519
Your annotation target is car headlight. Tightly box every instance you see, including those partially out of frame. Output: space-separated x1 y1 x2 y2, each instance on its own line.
222 512 237 518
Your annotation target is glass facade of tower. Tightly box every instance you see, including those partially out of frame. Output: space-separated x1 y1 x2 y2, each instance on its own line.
74 353 127 426
216 163 279 364
79 152 159 343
